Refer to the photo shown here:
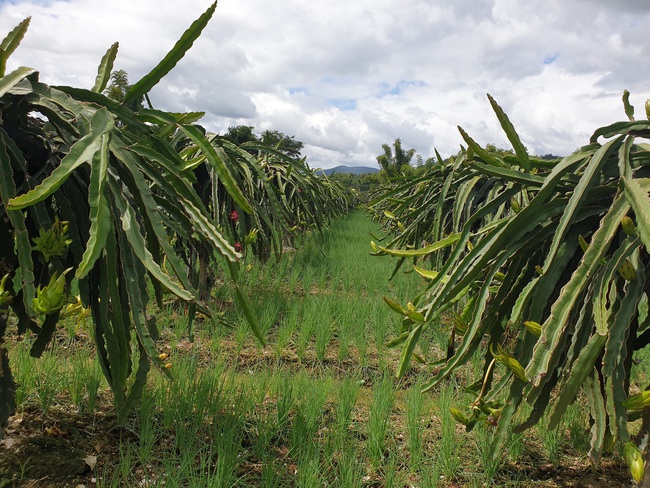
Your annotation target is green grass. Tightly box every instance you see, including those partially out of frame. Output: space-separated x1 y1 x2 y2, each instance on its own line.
2 209 624 487
367 373 396 467
406 382 425 471
437 382 462 481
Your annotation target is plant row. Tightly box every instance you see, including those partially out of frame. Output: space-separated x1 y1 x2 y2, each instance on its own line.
370 92 650 484
0 3 353 433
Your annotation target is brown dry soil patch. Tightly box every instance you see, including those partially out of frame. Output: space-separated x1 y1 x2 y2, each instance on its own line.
0 404 123 487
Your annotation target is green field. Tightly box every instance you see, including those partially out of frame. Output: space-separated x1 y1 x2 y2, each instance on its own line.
1 210 634 487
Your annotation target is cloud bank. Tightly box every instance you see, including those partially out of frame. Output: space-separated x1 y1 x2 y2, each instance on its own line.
2 0 649 168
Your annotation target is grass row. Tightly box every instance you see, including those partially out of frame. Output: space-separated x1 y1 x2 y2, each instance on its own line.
4 209 642 486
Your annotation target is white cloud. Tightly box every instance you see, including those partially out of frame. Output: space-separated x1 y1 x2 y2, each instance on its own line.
2 0 650 168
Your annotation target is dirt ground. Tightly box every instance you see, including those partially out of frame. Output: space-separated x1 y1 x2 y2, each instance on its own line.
0 390 635 487
0 329 637 487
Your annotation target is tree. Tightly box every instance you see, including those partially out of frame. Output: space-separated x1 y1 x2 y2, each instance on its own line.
104 69 144 112
259 129 304 159
376 138 416 175
224 125 258 145
539 153 561 160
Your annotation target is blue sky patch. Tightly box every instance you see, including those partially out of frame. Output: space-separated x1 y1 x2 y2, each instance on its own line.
378 80 427 97
543 52 560 65
326 98 357 111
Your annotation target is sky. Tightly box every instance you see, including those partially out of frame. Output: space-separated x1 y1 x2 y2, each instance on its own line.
1 0 650 169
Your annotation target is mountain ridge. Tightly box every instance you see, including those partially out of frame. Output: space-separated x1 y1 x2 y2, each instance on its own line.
318 165 380 175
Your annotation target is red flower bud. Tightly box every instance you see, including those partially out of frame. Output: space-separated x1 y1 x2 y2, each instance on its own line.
234 242 243 252
229 210 239 223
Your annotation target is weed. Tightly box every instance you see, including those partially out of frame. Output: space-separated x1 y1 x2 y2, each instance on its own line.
538 414 563 467
367 374 395 467
437 383 462 480
406 383 424 471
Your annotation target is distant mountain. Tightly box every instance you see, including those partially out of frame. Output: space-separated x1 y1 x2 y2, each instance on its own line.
319 165 380 175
